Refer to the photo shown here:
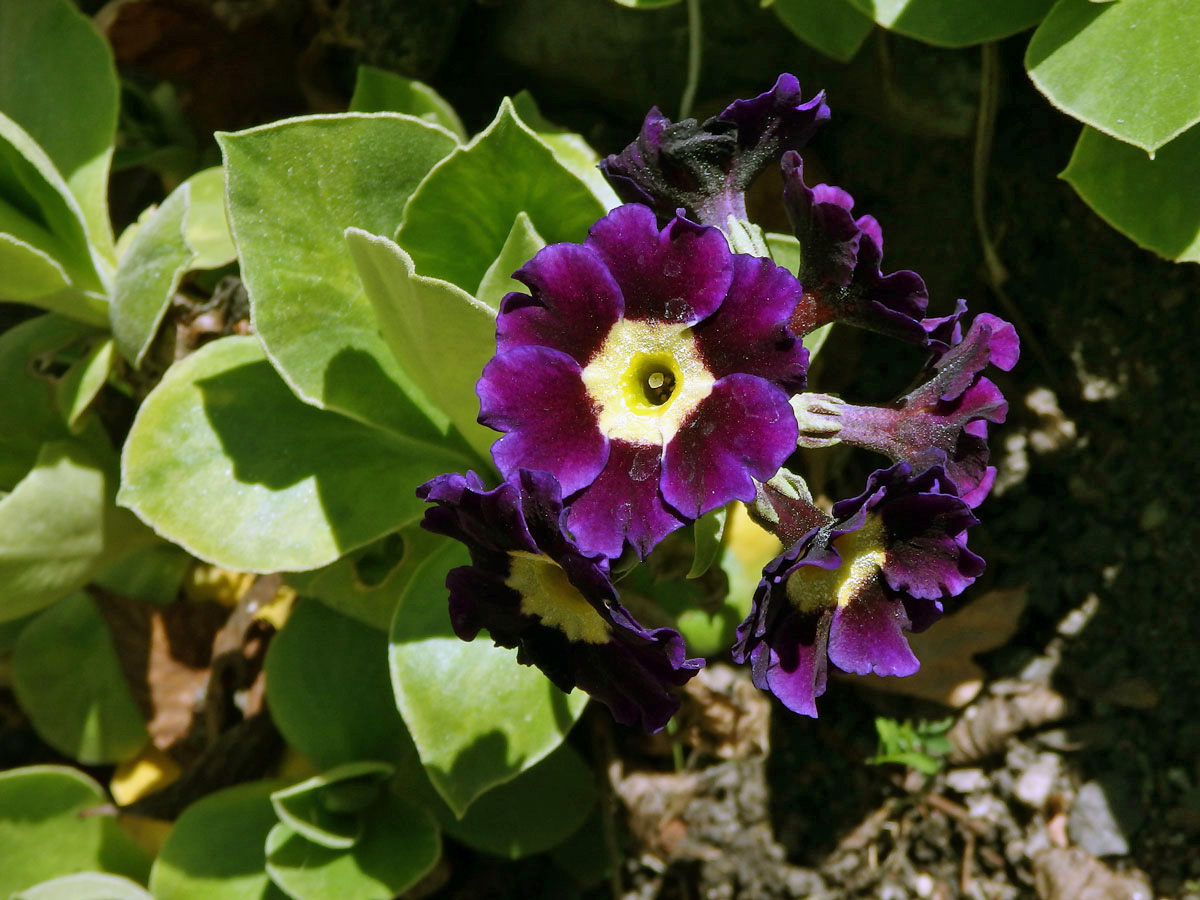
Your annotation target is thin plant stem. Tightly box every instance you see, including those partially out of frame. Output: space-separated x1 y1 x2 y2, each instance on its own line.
680 0 702 119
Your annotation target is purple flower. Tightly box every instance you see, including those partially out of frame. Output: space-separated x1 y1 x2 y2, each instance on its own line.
418 469 703 732
601 74 830 228
803 312 1019 507
782 152 929 345
478 203 807 559
733 463 984 717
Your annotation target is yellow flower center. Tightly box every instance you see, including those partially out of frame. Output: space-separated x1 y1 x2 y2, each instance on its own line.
505 551 611 644
580 318 715 446
785 513 888 613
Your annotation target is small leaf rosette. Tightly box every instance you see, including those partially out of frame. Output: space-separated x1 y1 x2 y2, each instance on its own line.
733 463 984 717
478 203 807 559
601 74 830 227
418 469 703 732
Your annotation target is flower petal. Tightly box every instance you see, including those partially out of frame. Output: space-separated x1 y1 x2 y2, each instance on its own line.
586 204 732 324
753 610 829 718
565 439 687 559
478 346 609 496
660 374 798 520
497 242 625 365
826 586 919 677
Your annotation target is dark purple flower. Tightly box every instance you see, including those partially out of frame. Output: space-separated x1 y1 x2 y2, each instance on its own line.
811 313 1019 507
782 152 929 345
418 469 703 732
601 74 830 228
478 203 807 559
733 463 984 717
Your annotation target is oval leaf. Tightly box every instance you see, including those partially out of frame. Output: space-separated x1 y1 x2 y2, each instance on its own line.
270 762 395 850
12 592 149 763
846 0 1053 46
118 336 475 572
1062 124 1200 262
771 0 874 62
396 98 607 292
1027 0 1200 152
0 766 151 898
149 780 287 900
182 166 236 270
12 872 154 900
349 65 466 141
265 792 440 900
218 114 458 438
388 538 589 817
474 212 546 313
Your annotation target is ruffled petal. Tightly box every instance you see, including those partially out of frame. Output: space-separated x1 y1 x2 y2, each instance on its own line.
660 374 798 520
478 346 609 496
827 586 919 677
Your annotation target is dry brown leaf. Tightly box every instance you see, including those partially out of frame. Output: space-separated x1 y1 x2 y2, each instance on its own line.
676 663 770 760
948 684 1072 764
1032 848 1152 900
838 585 1031 707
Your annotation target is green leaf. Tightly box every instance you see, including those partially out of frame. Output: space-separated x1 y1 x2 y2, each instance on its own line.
438 744 595 859
93 543 193 606
11 871 155 900
611 0 681 7
1061 124 1200 262
265 599 417 770
0 232 70 300
12 592 149 764
765 231 832 359
349 65 467 141
388 538 588 817
771 0 874 62
55 336 113 430
0 766 151 898
149 780 288 900
182 167 237 270
510 92 622 210
845 0 1053 46
344 228 498 459
687 506 727 578
110 184 194 367
270 762 395 850
264 792 440 900
396 98 607 292
0 0 119 260
218 114 458 438
287 525 449 632
118 336 474 572
1026 0 1200 152
0 440 128 624
475 212 546 313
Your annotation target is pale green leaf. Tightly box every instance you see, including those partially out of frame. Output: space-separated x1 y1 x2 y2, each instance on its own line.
0 0 119 260
118 336 475 572
266 599 418 770
765 231 832 359
218 114 458 438
388 538 588 817
771 0 874 62
0 440 119 623
475 212 546 313
110 184 195 367
0 232 70 300
846 0 1053 46
344 228 497 459
438 744 595 859
687 506 727 578
149 780 287 900
1026 0 1200 151
12 592 148 764
510 92 622 209
265 792 440 900
0 766 151 898
11 871 155 900
1062 124 1200 262
270 762 395 850
55 337 114 430
286 525 449 632
349 65 467 141
396 98 607 292
182 166 236 269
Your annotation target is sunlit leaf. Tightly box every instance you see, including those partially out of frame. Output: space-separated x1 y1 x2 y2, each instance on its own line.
11 872 155 900
388 538 588 817
771 0 874 62
1062 125 1200 262
475 212 546 313
845 0 1053 46
349 65 466 141
270 762 395 850
510 92 621 210
218 114 458 437
55 336 113 430
118 336 475 572
1027 0 1200 152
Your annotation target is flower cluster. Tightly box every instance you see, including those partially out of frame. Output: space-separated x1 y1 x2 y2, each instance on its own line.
418 75 1018 729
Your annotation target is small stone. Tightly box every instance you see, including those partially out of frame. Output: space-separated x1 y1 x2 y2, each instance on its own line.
1014 754 1061 808
1068 779 1143 857
944 767 990 794
914 872 935 898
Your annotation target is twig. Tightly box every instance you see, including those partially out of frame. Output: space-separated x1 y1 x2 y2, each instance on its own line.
591 714 625 900
679 0 702 120
925 792 990 837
